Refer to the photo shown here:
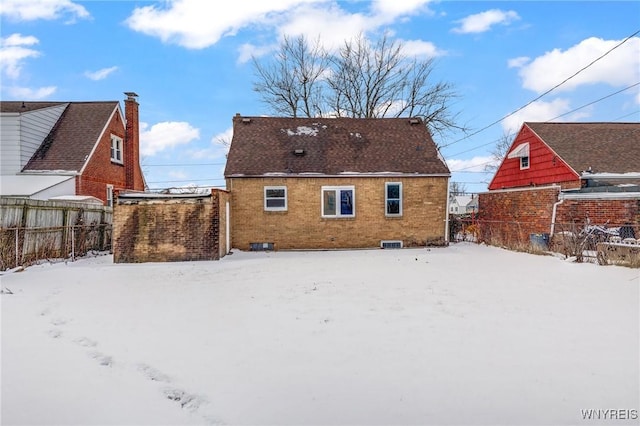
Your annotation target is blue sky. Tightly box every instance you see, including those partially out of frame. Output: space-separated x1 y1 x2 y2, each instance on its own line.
1 0 639 193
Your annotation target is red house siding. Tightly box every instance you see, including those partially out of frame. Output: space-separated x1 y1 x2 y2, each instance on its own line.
489 124 579 190
76 98 144 205
77 113 127 203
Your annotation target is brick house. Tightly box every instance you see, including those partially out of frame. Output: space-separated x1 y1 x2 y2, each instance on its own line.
479 122 640 248
0 92 146 205
224 115 451 250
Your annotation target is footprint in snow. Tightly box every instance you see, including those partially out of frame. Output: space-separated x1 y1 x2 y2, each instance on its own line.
138 364 171 383
75 337 97 347
47 329 63 338
88 351 113 367
163 387 206 412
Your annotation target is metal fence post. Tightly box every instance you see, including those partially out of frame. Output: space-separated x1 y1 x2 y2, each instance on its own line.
71 225 75 262
15 228 19 267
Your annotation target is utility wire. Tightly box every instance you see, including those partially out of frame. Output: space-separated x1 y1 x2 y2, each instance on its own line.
440 28 640 149
446 81 640 158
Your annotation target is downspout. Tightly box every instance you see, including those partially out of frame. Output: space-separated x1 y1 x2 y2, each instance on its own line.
444 176 451 244
550 193 564 237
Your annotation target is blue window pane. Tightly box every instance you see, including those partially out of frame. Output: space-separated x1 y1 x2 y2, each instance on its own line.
340 190 353 215
387 184 400 199
387 200 400 214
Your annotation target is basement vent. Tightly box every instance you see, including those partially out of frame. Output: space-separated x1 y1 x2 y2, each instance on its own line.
250 242 274 251
380 240 403 249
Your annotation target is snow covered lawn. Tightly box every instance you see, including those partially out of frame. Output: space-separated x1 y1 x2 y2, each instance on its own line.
1 243 638 425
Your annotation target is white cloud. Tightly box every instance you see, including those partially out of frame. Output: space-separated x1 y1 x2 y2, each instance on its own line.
401 39 446 58
0 33 40 79
125 0 441 61
188 127 233 160
0 0 89 22
507 56 529 68
140 121 200 156
371 0 433 18
84 66 118 81
447 156 494 172
125 0 314 50
513 37 640 94
6 86 57 99
237 42 277 65
499 98 594 134
452 9 520 34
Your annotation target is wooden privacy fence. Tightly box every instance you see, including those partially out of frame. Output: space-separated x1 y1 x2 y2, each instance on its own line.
0 198 112 270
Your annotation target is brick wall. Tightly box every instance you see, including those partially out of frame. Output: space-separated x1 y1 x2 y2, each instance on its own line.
478 187 640 249
112 189 230 263
78 114 127 203
556 198 640 227
478 186 560 247
227 176 448 250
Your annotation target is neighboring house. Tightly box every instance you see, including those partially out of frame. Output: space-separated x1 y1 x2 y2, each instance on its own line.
224 114 451 250
0 92 145 205
449 195 473 215
479 122 640 247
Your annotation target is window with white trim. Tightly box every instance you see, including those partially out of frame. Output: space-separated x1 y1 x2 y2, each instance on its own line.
520 156 530 170
322 186 355 218
110 135 123 163
106 184 114 207
264 186 287 211
385 182 402 216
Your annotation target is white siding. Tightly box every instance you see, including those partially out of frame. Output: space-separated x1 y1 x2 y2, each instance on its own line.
20 104 68 167
0 114 21 175
0 104 68 175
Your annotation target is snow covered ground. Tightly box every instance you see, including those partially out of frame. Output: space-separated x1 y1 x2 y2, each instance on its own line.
1 243 638 425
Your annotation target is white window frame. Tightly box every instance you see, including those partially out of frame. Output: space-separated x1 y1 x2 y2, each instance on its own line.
520 156 530 170
106 184 114 207
110 135 123 164
321 186 355 218
385 182 403 217
264 186 287 211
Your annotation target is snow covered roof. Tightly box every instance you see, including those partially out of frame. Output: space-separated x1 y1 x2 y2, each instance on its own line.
225 115 450 177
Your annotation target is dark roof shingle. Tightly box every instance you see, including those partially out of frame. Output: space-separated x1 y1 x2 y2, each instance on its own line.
224 116 450 176
526 122 640 174
23 102 119 172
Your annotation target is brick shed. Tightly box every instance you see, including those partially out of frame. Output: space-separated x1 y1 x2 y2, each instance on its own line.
112 189 230 263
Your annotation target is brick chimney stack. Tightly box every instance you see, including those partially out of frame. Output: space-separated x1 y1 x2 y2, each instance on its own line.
124 92 142 190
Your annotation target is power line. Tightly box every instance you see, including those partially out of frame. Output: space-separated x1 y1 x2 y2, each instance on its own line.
446 82 640 158
440 28 640 149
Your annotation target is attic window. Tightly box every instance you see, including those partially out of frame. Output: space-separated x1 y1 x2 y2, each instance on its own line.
507 142 529 170
110 135 123 164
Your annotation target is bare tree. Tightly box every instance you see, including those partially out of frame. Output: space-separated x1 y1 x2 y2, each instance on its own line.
252 35 329 118
252 32 465 135
484 132 514 174
449 181 467 196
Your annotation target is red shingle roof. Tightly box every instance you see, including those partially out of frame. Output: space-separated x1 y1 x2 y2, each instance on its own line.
526 122 640 174
224 116 450 177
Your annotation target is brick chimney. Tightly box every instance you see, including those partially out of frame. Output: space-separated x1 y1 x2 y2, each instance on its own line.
124 92 142 190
